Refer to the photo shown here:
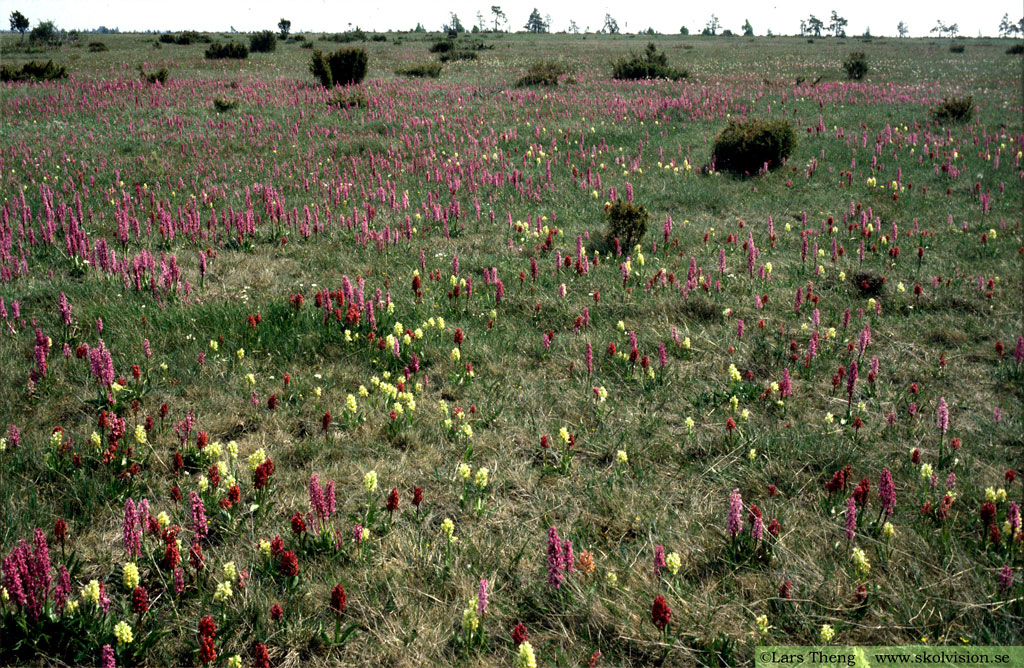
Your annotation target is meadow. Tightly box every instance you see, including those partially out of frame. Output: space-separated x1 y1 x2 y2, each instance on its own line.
0 29 1022 667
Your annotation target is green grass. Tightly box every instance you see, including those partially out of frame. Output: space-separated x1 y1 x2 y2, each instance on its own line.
0 31 1021 667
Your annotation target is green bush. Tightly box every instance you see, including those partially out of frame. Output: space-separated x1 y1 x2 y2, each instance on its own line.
395 62 443 78
249 30 277 53
604 199 649 250
515 60 565 87
931 96 974 124
612 43 687 81
138 66 169 84
88 41 108 52
327 28 367 43
1006 43 1023 55
429 40 454 53
213 97 239 112
160 31 209 45
948 44 964 53
327 87 368 109
438 50 477 63
310 48 368 87
0 59 68 82
842 51 868 79
205 42 248 60
711 119 796 174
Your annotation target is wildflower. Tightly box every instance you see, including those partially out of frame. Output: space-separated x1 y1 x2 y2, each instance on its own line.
685 416 695 432
134 424 147 445
879 468 896 517
123 562 140 590
223 561 237 581
728 489 743 538
820 624 835 644
100 645 115 668
461 599 479 634
651 595 672 630
477 578 489 616
515 641 538 668
616 450 628 465
882 522 895 539
920 463 933 480
441 518 456 543
665 552 681 575
512 621 529 645
236 348 244 361
845 497 857 541
605 570 617 585
457 463 471 480
214 581 233 603
363 470 378 494
755 614 771 638
330 584 347 614
258 539 272 558
227 656 242 668
474 467 489 489
114 620 134 645
547 526 564 589
450 347 461 362
728 364 742 382
851 547 870 578
82 579 101 604
937 397 949 434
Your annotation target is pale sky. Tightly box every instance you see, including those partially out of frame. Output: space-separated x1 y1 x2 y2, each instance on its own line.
1 0 1019 37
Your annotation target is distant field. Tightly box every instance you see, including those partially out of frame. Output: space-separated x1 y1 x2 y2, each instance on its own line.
1 31 1021 667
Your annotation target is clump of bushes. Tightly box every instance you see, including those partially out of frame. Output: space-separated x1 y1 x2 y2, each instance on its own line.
249 30 277 53
515 60 565 87
711 119 796 174
604 199 649 250
159 31 210 45
327 87 368 109
1006 43 1023 55
0 59 67 82
327 28 368 43
213 97 239 112
438 50 477 63
948 44 965 53
612 43 687 80
843 51 868 79
88 41 108 52
395 62 442 78
310 48 368 87
205 42 248 60
931 96 974 124
429 40 455 53
138 66 169 84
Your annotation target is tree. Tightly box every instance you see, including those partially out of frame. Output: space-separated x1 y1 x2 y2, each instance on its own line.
413 22 426 33
9 10 29 40
278 18 291 39
680 25 689 35
897 21 908 38
705 14 720 36
828 11 848 37
491 6 506 32
946 23 959 38
476 11 486 32
742 19 754 37
799 20 807 36
930 20 946 36
524 8 547 33
568 19 580 34
807 15 824 37
444 12 465 33
603 14 619 34
29 19 58 44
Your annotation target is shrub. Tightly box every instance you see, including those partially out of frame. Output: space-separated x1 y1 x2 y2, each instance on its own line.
309 48 368 87
429 40 454 53
371 34 387 42
604 199 649 250
515 60 565 87
0 59 67 82
327 87 368 109
88 41 108 52
931 96 974 124
395 62 443 78
1006 43 1023 55
948 44 964 53
249 30 277 53
842 51 868 79
612 43 687 80
327 28 367 43
213 97 239 112
711 119 796 174
160 31 209 45
438 50 477 63
29 21 59 44
205 42 248 60
138 66 169 84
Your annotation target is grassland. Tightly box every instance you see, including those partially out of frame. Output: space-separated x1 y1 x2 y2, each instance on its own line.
0 30 1022 667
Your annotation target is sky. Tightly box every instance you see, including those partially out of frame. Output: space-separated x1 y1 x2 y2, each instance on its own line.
2 0 1019 37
